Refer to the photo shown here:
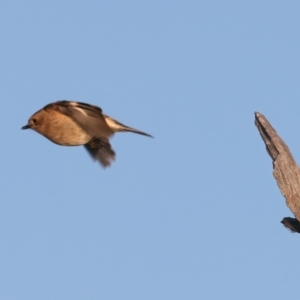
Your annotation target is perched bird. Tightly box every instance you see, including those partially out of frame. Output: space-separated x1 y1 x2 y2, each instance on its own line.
281 217 300 233
22 100 152 167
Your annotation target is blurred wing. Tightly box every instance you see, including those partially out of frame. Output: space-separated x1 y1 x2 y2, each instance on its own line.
281 217 300 233
85 137 116 168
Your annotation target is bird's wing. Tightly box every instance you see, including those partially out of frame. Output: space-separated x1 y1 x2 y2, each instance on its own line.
85 137 116 168
53 101 113 137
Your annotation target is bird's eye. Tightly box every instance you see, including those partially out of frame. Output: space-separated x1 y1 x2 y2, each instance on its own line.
32 119 37 124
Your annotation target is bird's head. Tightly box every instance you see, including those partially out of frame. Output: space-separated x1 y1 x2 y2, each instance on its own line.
22 110 46 132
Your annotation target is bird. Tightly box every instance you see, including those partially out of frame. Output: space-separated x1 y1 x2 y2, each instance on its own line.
22 100 152 167
281 217 300 233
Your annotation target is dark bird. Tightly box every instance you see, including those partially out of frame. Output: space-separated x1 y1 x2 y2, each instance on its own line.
22 100 152 167
281 217 300 233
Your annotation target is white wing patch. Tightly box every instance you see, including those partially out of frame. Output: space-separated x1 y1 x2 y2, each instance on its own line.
103 115 124 131
69 102 89 116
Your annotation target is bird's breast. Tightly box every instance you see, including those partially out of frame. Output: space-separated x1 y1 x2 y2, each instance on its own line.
39 116 91 146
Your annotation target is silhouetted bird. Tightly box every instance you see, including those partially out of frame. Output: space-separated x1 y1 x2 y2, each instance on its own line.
22 100 152 167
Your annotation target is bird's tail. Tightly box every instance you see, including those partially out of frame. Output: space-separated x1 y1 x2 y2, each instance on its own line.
85 137 116 168
103 115 153 138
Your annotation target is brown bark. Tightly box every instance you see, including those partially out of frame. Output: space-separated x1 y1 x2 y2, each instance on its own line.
255 112 300 231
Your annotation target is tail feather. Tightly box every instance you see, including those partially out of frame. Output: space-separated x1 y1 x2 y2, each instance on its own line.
103 115 153 138
85 137 116 168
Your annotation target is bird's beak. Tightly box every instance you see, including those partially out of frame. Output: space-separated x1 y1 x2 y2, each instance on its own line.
21 124 31 130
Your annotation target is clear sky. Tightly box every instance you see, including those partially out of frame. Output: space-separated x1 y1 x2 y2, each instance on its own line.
1 1 300 299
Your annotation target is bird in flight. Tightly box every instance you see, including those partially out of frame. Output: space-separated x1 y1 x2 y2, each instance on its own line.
22 100 152 167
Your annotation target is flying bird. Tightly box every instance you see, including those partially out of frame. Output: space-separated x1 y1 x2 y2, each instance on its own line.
22 100 152 167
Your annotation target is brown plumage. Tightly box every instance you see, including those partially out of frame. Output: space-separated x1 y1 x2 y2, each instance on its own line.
22 100 152 167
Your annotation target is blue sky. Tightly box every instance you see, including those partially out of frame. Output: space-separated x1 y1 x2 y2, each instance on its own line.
1 1 300 299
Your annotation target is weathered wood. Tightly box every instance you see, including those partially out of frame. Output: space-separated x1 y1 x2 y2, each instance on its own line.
255 112 300 226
